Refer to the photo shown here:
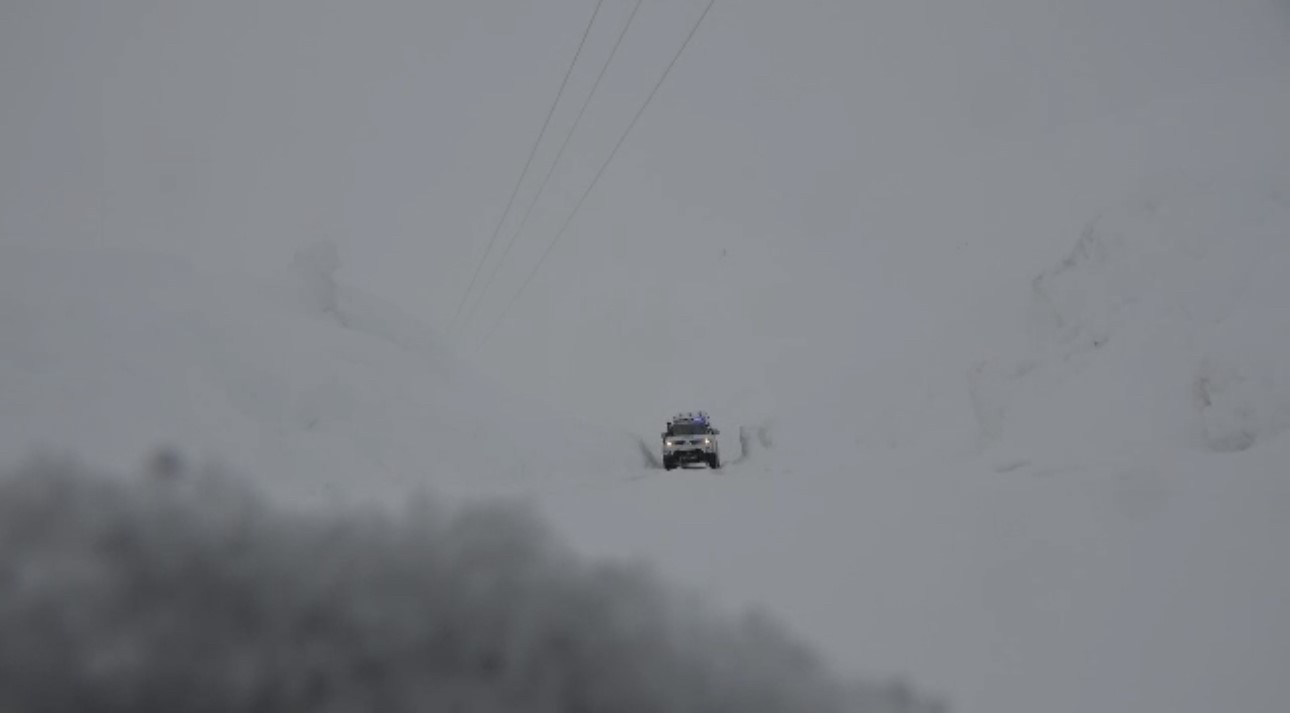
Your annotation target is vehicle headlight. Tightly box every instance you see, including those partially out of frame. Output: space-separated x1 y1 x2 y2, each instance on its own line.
703 437 712 445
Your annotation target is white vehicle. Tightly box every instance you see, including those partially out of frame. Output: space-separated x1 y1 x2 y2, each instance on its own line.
662 411 721 470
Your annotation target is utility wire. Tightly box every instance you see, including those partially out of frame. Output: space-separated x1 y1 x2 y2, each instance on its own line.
449 0 606 336
474 0 717 353
462 0 645 330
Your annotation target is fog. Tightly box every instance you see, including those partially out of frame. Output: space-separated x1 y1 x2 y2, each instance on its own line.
0 458 940 713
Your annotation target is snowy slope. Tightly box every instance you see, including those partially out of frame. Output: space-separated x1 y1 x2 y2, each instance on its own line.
528 165 1290 713
975 170 1290 467
509 61 1290 713
0 243 948 711
0 243 640 508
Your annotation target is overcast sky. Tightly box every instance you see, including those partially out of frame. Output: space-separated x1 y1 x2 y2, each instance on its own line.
4 0 1288 427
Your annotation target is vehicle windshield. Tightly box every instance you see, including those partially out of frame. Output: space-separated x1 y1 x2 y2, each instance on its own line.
670 422 709 436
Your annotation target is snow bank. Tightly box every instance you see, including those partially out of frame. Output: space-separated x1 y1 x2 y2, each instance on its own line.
0 457 943 713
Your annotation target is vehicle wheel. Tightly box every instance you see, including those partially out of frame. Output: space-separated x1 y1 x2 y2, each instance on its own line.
663 457 675 470
709 453 721 469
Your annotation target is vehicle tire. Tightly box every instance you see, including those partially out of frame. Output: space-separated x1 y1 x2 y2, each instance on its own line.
663 456 675 470
709 453 721 469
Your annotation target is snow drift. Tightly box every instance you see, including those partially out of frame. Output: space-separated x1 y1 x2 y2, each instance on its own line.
0 457 943 713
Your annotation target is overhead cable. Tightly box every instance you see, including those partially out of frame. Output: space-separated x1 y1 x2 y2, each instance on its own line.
462 0 646 330
449 0 606 335
474 0 717 352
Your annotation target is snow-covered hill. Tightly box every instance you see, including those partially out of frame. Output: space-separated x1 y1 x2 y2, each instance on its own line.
976 171 1290 467
0 242 639 508
530 165 1290 713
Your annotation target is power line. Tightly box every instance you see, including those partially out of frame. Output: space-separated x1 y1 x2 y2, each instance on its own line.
449 0 606 336
461 0 645 331
474 0 717 353
476 0 718 353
